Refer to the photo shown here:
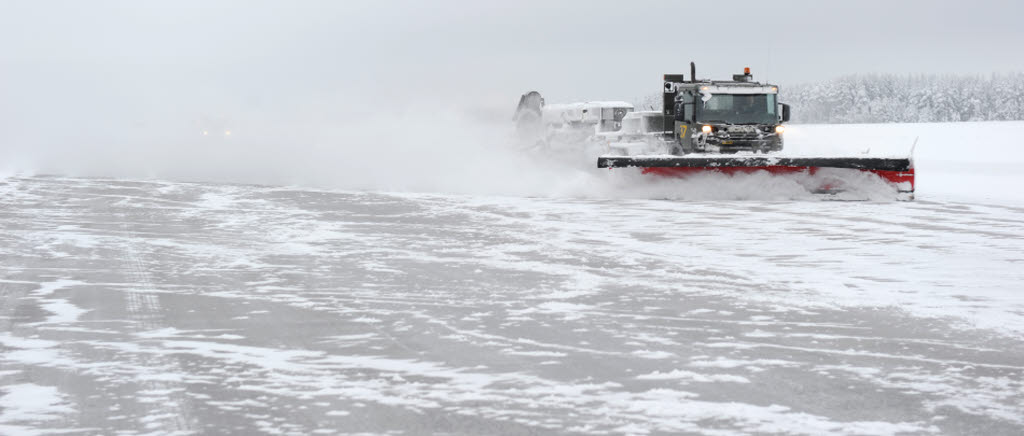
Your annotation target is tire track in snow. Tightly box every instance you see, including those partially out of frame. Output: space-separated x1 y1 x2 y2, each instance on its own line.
117 214 198 434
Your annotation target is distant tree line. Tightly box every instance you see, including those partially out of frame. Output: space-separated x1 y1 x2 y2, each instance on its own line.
781 73 1024 124
634 73 1024 124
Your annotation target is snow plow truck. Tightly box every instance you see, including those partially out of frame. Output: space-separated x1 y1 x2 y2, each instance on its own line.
515 63 916 199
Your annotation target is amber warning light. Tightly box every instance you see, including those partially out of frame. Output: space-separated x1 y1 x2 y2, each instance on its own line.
744 67 751 74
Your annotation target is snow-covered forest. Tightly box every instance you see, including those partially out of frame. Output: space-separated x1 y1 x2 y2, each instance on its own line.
782 73 1024 124
637 73 1024 124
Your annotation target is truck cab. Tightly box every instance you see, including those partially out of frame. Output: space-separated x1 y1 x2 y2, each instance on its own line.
663 66 791 154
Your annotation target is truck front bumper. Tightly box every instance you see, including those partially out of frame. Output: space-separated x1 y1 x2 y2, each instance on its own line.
696 136 782 153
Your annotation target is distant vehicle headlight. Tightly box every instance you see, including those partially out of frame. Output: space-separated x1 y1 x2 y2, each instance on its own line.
701 125 712 134
775 125 785 134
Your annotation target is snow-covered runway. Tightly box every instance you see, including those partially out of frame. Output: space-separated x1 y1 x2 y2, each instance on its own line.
2 175 1022 435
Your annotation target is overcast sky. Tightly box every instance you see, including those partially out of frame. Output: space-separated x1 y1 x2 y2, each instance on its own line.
2 0 1023 134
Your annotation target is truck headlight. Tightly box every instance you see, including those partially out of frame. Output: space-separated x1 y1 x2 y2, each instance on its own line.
775 125 785 134
701 125 712 134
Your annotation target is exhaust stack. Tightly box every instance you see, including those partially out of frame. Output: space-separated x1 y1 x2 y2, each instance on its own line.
690 62 696 83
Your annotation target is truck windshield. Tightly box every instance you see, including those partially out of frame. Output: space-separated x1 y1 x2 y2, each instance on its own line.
698 94 777 124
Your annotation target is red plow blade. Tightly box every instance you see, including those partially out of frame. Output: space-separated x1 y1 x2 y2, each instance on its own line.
597 156 915 199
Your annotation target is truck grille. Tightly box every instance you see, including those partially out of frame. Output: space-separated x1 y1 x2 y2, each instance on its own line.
717 126 769 140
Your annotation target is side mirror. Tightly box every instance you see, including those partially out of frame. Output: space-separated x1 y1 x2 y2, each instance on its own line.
781 103 791 122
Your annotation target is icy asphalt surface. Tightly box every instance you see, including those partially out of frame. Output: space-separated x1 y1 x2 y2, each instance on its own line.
2 176 1024 435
